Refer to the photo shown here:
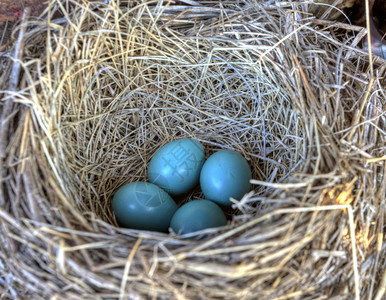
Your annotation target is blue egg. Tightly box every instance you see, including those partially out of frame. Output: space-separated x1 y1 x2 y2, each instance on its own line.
148 139 205 196
170 200 227 235
200 150 251 206
111 182 178 232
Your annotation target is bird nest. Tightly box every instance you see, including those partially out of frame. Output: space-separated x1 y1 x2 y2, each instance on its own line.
0 0 385 299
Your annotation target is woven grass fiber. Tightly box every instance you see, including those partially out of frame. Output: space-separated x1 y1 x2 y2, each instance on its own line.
0 0 385 299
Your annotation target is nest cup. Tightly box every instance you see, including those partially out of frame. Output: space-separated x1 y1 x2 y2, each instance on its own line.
0 1 385 299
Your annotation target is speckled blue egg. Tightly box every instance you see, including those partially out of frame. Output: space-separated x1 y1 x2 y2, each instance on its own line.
170 200 227 235
111 182 178 232
200 150 252 206
148 139 205 196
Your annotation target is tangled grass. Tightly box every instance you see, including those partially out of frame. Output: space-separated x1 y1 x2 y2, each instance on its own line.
0 0 385 299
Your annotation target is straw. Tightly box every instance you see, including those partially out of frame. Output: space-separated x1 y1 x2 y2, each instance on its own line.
0 0 385 299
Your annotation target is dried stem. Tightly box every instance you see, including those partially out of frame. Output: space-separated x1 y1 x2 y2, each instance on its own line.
0 1 384 299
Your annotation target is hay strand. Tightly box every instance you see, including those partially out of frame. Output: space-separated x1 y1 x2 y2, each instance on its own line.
0 0 385 299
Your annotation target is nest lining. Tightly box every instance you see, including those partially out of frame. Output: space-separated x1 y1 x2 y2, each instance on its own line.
0 0 385 299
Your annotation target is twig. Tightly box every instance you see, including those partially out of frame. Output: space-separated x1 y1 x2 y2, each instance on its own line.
365 0 374 77
8 8 30 92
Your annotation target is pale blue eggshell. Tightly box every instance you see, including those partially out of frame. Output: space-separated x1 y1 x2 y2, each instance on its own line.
200 150 251 206
170 200 227 235
111 182 178 232
148 139 205 196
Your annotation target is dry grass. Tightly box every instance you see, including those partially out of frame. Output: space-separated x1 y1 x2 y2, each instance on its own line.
0 0 385 299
